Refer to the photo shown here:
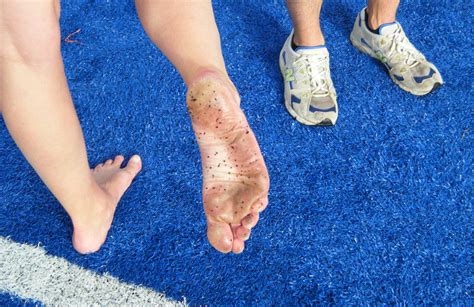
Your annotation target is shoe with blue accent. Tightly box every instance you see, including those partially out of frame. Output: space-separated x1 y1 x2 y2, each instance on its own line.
350 8 443 96
279 30 338 126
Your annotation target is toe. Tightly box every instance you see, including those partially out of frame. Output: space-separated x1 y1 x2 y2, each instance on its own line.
105 155 142 201
235 225 251 241
113 155 125 166
231 225 245 253
124 155 142 176
116 155 142 186
257 197 269 213
241 213 259 229
232 238 244 254
95 163 104 170
105 159 113 166
251 197 268 213
207 219 233 253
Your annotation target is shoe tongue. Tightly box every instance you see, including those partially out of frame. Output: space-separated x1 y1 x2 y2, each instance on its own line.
295 45 328 56
378 22 399 35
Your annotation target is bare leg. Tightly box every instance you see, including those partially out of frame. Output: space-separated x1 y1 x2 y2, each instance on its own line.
0 0 141 254
135 0 226 85
136 0 270 254
366 0 400 30
286 0 325 46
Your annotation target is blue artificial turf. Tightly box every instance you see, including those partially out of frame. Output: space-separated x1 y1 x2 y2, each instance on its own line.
0 292 41 307
0 0 472 304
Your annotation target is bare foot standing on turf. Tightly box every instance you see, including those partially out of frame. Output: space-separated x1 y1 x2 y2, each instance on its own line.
73 155 142 253
1 1 141 254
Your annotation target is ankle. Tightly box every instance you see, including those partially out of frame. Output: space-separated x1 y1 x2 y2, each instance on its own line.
366 8 396 30
293 31 325 47
188 67 226 85
186 67 229 87
67 186 111 227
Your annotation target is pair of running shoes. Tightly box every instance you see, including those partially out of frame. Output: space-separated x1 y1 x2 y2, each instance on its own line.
280 8 443 126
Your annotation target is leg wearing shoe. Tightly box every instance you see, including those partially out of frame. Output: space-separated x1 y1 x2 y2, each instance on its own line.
350 1 443 95
366 0 399 31
136 0 270 254
287 0 325 47
281 0 338 126
0 0 141 254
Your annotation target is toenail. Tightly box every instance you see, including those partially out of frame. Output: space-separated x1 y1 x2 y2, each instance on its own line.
131 155 141 163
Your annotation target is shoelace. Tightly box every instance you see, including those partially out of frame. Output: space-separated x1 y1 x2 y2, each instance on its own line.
293 54 329 97
379 27 423 68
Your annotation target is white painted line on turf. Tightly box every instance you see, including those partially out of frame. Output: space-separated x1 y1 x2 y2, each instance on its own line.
0 237 185 306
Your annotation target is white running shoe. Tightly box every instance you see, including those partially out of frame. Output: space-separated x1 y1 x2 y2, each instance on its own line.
350 8 443 96
279 30 338 126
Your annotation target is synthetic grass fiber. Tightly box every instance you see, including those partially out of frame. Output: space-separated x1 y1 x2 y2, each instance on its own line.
0 0 472 305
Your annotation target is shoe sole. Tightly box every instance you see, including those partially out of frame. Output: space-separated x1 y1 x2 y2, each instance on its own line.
349 32 443 96
278 50 336 126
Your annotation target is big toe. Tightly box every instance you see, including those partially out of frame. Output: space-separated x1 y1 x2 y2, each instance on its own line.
123 155 142 177
107 155 142 198
207 219 233 253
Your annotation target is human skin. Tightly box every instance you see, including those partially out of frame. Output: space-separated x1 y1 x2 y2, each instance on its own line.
286 0 400 46
0 0 142 254
135 0 270 253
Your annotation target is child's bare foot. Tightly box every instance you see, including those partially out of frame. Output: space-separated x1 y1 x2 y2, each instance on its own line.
187 71 270 254
71 155 142 254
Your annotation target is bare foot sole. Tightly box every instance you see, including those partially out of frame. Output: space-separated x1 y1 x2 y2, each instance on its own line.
72 155 142 254
187 71 270 254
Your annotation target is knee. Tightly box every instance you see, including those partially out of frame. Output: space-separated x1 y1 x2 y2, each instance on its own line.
1 2 61 65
